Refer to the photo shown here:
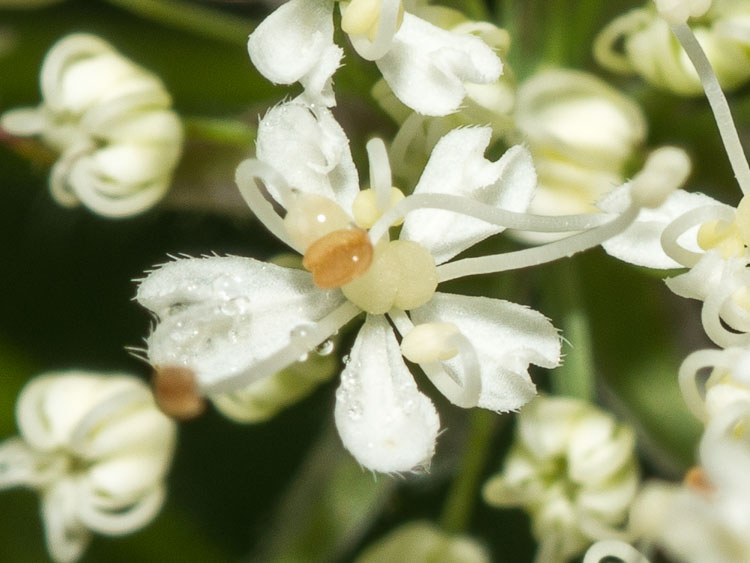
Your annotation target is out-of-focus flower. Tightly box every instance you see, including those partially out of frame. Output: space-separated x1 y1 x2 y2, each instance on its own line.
1 33 182 217
248 0 502 115
356 521 490 563
595 1 750 95
515 69 647 223
0 371 177 563
372 6 514 185
629 402 750 562
137 100 564 474
483 395 639 562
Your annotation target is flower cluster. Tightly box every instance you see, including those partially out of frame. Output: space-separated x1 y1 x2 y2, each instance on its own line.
0 372 176 563
1 33 182 217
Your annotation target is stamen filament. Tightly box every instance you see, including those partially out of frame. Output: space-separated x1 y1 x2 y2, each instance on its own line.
660 204 735 267
366 138 392 212
235 159 303 254
678 348 738 420
583 540 650 563
368 192 612 244
389 310 481 408
670 23 750 195
436 203 640 282
200 301 361 395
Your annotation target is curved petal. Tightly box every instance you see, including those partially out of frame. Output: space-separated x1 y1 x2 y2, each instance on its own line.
136 256 348 393
248 0 341 106
375 13 502 116
600 185 726 269
334 315 440 473
401 132 535 264
409 293 560 412
255 102 360 211
0 438 65 489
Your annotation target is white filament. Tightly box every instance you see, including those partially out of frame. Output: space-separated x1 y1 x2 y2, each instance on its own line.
583 540 650 563
437 203 640 282
346 0 402 61
201 301 361 394
366 137 393 212
660 204 735 268
368 192 612 244
678 348 737 420
670 23 750 195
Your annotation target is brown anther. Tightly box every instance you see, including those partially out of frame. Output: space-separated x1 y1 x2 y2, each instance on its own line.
151 366 206 420
684 466 714 495
302 227 374 288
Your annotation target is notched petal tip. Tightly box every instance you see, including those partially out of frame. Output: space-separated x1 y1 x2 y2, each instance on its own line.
151 366 206 421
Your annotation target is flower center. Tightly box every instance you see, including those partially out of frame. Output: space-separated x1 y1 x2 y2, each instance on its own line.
302 227 374 288
342 239 437 314
341 0 405 42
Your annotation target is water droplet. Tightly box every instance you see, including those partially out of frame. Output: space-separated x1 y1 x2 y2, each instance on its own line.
298 353 309 362
220 296 250 316
314 338 335 356
347 400 363 421
342 354 351 365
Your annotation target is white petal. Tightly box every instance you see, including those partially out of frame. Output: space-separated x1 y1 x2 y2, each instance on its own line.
401 132 535 264
85 455 168 502
136 256 347 392
376 13 502 116
600 185 725 269
410 293 560 412
334 315 440 473
248 0 341 105
0 438 65 489
255 102 359 211
75 478 165 535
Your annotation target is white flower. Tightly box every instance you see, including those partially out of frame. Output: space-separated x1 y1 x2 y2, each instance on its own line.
356 520 490 563
247 0 502 115
137 100 564 473
483 395 639 563
1 33 183 217
628 402 750 562
512 69 647 243
595 1 750 95
0 371 177 563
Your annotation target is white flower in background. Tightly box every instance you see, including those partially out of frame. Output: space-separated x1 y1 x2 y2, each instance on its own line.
137 99 571 473
483 395 639 563
0 371 177 563
356 520 490 563
371 7 514 185
679 344 750 421
595 0 750 95
248 0 502 115
515 69 647 225
627 402 750 562
1 33 182 217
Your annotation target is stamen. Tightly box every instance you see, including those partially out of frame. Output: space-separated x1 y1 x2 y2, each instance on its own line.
683 466 714 494
400 322 460 363
390 311 481 408
366 138 393 212
661 204 735 267
368 192 612 245
302 227 374 288
678 348 735 420
583 540 650 563
436 202 641 283
151 366 206 420
235 159 302 253
669 23 750 195
352 186 405 229
343 0 404 61
283 193 352 250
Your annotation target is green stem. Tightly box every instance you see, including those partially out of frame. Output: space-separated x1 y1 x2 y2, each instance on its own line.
439 409 498 534
103 0 253 46
183 116 255 147
545 261 595 401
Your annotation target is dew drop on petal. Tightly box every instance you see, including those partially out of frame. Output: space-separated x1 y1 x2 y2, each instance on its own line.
314 338 335 356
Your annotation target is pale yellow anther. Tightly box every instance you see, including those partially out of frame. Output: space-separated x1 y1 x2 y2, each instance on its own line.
342 239 437 314
341 0 404 42
352 186 406 229
697 219 745 258
401 322 460 364
733 286 750 313
283 193 352 250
